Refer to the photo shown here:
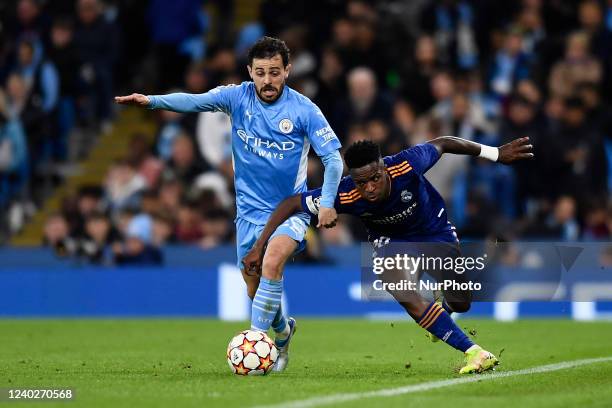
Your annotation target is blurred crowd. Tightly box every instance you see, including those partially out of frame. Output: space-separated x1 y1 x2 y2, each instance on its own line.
1 0 611 264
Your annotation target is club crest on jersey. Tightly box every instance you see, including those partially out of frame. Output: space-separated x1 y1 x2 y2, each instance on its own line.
279 118 294 134
401 190 413 202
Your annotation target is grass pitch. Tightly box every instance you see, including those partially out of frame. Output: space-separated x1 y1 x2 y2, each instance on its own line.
1 319 612 408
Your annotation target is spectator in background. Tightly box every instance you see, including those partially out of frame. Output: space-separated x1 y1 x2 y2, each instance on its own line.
104 159 146 213
200 208 232 249
459 191 500 238
70 185 104 237
195 106 232 170
420 0 479 70
365 120 404 156
313 47 345 117
174 200 202 243
523 195 579 240
163 133 209 186
392 99 416 145
205 47 238 85
576 81 612 134
341 2 388 82
578 0 612 63
333 66 393 140
115 208 136 238
432 92 491 142
126 133 163 189
158 177 183 219
280 26 316 80
152 212 175 246
114 213 163 265
549 31 602 100
6 0 49 49
499 94 541 209
146 0 206 90
47 17 80 162
154 102 184 161
400 35 440 113
140 190 160 216
515 4 546 57
179 63 208 135
74 0 119 124
583 200 611 240
2 71 48 203
419 117 469 205
81 211 116 264
544 97 607 200
42 212 70 248
488 27 531 98
428 70 455 117
0 96 28 206
13 37 59 133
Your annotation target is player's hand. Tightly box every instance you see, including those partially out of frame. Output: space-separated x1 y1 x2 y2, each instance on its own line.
317 207 338 229
242 245 264 276
114 93 150 107
498 136 534 164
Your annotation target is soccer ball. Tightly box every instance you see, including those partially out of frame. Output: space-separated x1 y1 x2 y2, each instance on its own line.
227 330 278 375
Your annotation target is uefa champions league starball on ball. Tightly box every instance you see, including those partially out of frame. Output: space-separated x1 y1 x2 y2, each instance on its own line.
227 330 278 375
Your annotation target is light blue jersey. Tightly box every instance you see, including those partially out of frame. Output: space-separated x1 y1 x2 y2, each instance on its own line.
149 81 342 225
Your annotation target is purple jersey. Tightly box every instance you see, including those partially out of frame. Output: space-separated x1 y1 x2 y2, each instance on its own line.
301 143 458 243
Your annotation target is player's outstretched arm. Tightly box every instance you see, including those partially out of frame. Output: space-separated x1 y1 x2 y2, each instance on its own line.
114 93 150 107
242 195 303 276
115 89 231 113
428 136 534 164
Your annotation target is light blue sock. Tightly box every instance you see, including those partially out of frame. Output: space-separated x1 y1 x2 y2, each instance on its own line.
271 305 287 334
251 277 283 332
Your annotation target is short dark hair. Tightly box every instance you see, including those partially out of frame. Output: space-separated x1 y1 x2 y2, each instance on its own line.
344 140 381 169
247 36 290 67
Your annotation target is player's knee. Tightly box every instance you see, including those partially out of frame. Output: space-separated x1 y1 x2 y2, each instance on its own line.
261 251 285 280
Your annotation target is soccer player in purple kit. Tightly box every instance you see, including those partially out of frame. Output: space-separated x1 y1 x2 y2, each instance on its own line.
243 136 533 374
116 37 344 372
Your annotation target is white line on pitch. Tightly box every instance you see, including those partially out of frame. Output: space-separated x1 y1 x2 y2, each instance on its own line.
254 356 612 408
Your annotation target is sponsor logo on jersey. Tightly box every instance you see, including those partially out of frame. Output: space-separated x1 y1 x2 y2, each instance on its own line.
401 190 413 202
367 202 418 224
279 118 294 134
314 125 337 146
237 129 295 160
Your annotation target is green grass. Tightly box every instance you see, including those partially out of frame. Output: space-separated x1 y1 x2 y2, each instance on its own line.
1 319 612 407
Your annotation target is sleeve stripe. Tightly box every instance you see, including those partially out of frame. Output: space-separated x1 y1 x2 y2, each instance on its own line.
388 163 412 175
339 188 359 197
390 167 413 178
387 161 409 171
339 191 360 200
339 198 361 204
339 194 362 204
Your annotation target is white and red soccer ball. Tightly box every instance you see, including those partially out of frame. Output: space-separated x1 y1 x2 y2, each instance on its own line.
227 330 278 375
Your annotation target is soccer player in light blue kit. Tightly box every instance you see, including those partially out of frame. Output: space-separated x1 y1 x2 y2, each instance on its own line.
116 37 343 372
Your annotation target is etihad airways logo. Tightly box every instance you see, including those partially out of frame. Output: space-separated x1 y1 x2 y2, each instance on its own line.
237 129 295 160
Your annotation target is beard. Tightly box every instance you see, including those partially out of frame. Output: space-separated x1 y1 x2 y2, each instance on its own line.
256 83 284 103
